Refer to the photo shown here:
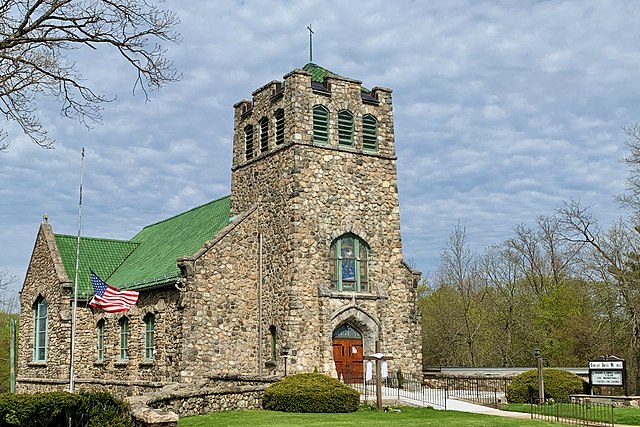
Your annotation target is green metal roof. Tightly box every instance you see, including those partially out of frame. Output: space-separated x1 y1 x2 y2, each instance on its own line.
54 195 232 295
303 63 342 83
302 63 371 93
54 235 139 298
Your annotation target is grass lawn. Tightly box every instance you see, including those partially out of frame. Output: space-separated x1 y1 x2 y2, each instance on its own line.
502 402 640 425
178 406 560 427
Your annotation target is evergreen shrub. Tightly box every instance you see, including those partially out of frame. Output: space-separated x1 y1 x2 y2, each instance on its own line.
0 391 131 427
262 373 359 413
506 369 586 403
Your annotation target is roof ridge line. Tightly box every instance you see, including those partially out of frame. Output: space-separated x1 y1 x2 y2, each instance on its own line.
54 234 138 245
138 194 231 231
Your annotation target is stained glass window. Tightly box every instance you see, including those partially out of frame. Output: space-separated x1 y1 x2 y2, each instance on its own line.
331 234 369 292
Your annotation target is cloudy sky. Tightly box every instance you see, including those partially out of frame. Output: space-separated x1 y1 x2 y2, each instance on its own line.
1 0 638 295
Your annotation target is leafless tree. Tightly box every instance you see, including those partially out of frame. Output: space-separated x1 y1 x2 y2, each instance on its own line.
0 0 181 150
619 123 640 216
557 200 640 392
0 269 17 313
436 221 485 366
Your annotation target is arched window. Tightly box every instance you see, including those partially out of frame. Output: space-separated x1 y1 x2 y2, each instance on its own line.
119 317 129 360
259 117 269 153
244 124 254 160
337 110 354 146
313 105 329 144
33 296 48 362
331 234 369 292
144 313 155 361
275 109 285 145
269 325 277 364
362 114 378 151
96 319 105 362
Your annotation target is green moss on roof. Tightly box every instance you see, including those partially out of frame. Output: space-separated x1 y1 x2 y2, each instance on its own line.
55 195 232 294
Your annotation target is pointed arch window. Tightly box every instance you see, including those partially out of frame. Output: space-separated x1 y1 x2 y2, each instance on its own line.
119 317 129 360
275 109 285 145
33 296 48 362
338 110 354 146
244 124 254 160
362 114 378 152
96 319 105 362
331 234 369 292
313 105 329 144
144 313 155 361
259 117 269 153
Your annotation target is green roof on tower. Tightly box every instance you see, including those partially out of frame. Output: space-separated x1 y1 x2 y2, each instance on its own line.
302 63 372 94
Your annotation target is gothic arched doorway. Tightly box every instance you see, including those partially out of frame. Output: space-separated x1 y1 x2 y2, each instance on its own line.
332 324 363 383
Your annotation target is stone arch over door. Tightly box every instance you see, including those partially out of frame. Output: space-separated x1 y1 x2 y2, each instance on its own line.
330 306 379 360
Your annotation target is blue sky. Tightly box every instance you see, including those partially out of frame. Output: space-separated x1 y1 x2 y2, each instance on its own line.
1 0 637 294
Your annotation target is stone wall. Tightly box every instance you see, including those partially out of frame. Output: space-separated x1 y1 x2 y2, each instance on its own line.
18 222 74 390
228 67 422 377
128 374 279 426
177 207 269 383
17 221 184 398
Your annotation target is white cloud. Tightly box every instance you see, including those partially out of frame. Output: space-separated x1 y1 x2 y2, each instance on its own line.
2 0 638 294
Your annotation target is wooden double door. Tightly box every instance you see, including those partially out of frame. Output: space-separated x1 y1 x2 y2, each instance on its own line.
332 338 363 383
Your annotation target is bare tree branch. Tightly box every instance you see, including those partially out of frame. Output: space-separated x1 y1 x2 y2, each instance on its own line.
0 0 181 151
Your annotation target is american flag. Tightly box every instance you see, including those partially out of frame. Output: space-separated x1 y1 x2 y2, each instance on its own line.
89 271 139 313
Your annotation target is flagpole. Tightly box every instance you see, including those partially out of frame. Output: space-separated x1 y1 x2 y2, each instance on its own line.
69 147 85 393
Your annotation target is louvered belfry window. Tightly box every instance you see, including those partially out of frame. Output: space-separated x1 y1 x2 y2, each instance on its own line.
338 110 354 146
275 109 285 145
259 117 269 153
313 105 329 144
244 124 254 160
362 114 378 151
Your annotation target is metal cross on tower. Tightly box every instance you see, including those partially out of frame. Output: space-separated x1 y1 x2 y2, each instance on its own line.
307 24 314 63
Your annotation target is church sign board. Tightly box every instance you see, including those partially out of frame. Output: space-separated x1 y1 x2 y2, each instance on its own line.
589 356 627 394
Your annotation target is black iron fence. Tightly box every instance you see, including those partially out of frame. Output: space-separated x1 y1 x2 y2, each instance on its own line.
340 370 447 409
341 370 516 409
529 399 614 427
444 377 509 408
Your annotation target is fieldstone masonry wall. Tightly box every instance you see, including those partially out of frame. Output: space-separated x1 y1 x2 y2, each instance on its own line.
17 64 422 400
229 67 422 376
18 222 74 390
18 222 183 397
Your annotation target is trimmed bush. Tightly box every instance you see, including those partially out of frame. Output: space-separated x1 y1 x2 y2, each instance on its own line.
506 369 586 403
262 373 359 413
0 391 131 427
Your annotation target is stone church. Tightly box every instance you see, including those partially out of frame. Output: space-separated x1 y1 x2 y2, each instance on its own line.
17 63 422 396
